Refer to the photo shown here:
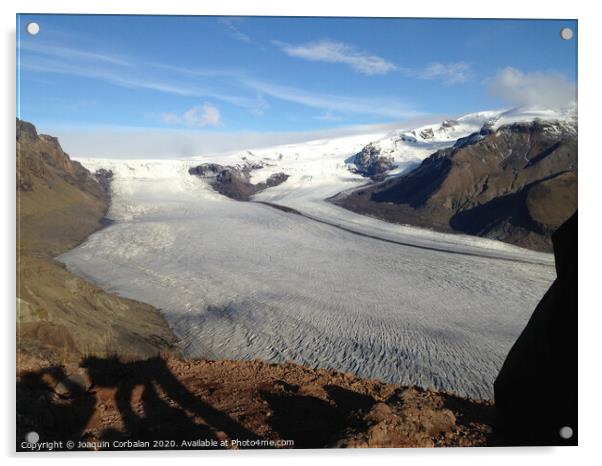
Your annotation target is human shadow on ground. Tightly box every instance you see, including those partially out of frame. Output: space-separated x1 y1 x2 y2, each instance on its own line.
17 365 96 450
259 384 376 448
17 356 260 451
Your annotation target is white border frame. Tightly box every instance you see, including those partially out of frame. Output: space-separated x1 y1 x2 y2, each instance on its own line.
2 1 599 464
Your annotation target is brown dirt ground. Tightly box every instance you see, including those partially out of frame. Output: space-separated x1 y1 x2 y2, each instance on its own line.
17 354 494 450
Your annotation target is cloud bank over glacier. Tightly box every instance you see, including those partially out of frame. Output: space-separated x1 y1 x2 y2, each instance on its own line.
486 67 577 109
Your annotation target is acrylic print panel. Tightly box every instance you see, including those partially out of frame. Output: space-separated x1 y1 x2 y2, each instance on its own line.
16 15 577 451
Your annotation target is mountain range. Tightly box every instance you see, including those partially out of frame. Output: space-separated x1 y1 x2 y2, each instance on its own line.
182 106 577 252
336 115 577 251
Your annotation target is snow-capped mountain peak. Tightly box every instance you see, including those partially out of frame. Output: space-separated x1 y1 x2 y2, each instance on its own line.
75 106 577 227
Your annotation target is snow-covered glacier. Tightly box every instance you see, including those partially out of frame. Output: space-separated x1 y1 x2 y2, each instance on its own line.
58 109 565 399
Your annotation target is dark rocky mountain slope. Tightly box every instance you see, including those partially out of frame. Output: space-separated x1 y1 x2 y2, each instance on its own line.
335 120 577 251
16 119 176 366
189 162 289 200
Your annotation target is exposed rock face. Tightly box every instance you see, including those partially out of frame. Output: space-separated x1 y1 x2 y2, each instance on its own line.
189 162 289 201
441 119 458 129
16 119 176 364
188 163 225 177
264 172 289 188
452 124 493 149
419 128 435 140
336 120 577 251
494 213 577 446
16 118 38 140
346 143 395 180
93 168 114 193
331 387 491 448
399 118 460 143
17 118 111 255
17 119 107 198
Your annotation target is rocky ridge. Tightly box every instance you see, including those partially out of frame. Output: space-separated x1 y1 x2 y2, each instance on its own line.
16 119 176 364
336 119 577 251
189 162 289 200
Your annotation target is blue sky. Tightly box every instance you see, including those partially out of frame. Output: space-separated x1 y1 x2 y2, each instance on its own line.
16 15 577 157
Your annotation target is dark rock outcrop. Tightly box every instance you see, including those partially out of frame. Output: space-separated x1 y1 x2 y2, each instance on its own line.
94 168 114 193
441 119 458 129
188 163 224 177
17 118 38 141
419 128 435 140
346 143 395 180
17 118 108 199
494 212 577 445
189 162 289 201
336 120 577 251
264 172 290 188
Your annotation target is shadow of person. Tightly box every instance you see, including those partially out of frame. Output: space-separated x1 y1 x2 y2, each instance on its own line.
260 390 341 448
323 385 375 412
17 365 95 450
82 356 260 449
260 385 376 448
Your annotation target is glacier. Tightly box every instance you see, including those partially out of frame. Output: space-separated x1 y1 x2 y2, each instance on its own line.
58 108 566 399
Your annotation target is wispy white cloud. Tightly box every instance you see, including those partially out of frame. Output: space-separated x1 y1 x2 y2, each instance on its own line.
20 43 265 111
314 111 344 122
242 78 420 119
272 39 472 85
21 40 426 122
21 57 268 117
485 67 576 108
248 94 269 116
19 41 131 66
417 62 472 85
273 40 397 75
22 58 206 96
218 18 251 43
22 49 418 120
162 103 222 128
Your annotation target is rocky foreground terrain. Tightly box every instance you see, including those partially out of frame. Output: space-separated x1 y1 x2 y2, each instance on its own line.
336 120 577 252
17 353 493 450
